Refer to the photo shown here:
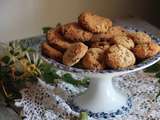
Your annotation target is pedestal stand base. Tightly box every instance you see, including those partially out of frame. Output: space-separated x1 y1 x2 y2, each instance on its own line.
69 97 132 119
72 74 132 119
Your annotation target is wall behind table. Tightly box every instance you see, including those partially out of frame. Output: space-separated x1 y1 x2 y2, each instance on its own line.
0 0 153 42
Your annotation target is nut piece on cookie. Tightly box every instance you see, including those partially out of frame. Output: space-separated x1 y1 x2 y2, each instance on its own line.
78 11 112 33
91 41 110 50
132 42 160 60
106 26 127 38
128 32 152 44
106 44 136 69
111 35 135 49
82 48 106 70
63 42 88 66
41 42 63 62
61 22 93 42
47 28 71 51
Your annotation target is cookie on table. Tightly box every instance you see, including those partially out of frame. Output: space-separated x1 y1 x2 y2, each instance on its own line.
63 42 88 66
78 11 112 33
91 41 110 50
128 32 152 44
132 42 160 60
41 42 63 62
61 22 93 42
106 26 127 38
105 44 136 69
82 48 106 70
47 28 71 51
111 35 135 49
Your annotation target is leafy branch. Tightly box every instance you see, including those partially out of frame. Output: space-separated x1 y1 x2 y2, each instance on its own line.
0 40 90 99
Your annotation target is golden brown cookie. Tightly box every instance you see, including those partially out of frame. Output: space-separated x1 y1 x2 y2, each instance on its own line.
63 42 88 66
91 41 110 50
132 42 160 60
105 44 136 69
128 32 152 44
41 42 63 62
91 33 112 43
111 35 135 49
82 48 106 70
61 22 93 42
78 11 112 33
106 26 127 38
47 28 71 51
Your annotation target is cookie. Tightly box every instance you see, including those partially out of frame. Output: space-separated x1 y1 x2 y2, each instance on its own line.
63 42 88 66
106 26 127 38
111 35 135 49
128 32 152 44
91 41 110 50
91 33 112 43
82 48 106 70
47 28 71 51
78 11 112 33
132 42 160 60
105 44 136 69
61 22 93 42
41 42 63 62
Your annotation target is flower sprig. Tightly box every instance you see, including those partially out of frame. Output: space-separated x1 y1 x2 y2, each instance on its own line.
0 40 89 100
0 40 90 120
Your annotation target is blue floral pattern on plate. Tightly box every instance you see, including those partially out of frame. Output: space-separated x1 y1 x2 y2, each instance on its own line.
67 97 132 119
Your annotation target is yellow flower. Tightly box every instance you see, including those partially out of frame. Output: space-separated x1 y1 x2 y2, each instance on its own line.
19 59 28 66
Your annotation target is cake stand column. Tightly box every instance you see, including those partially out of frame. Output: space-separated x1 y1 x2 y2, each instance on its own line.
74 73 128 112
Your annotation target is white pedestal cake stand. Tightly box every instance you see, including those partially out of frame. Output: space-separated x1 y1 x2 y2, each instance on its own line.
72 63 159 113
41 32 160 119
43 54 160 119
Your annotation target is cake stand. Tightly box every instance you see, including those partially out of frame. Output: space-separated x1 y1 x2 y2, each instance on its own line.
41 32 160 119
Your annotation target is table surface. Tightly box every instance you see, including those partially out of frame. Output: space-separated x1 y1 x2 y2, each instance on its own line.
0 18 160 120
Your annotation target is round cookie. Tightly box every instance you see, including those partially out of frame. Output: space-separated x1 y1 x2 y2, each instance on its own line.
82 48 106 70
78 11 112 33
106 26 127 38
41 42 63 62
61 22 93 42
47 28 71 51
91 33 112 42
128 32 152 44
63 42 88 66
47 27 61 41
111 35 135 49
91 41 110 50
105 44 136 69
132 42 160 60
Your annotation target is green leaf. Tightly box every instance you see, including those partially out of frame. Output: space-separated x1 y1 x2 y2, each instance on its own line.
39 63 60 83
62 73 75 81
42 27 52 34
144 62 160 73
62 73 89 87
42 71 59 83
156 72 160 78
1 56 11 64
0 66 10 80
62 73 80 85
79 112 88 120
144 62 160 99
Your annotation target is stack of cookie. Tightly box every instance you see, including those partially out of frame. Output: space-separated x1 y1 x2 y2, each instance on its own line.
41 11 160 70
